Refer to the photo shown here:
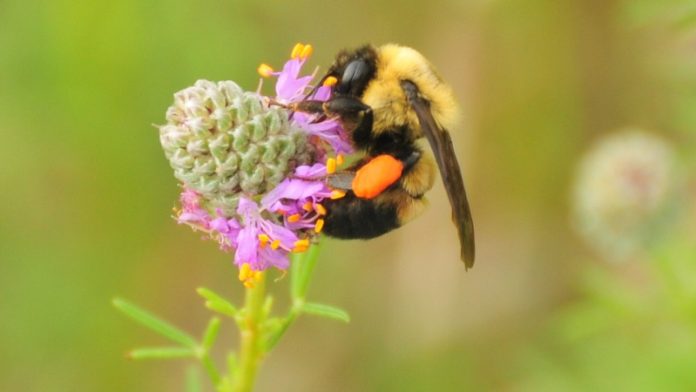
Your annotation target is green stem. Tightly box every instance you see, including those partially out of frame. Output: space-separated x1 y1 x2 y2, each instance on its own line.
267 242 322 350
231 273 267 392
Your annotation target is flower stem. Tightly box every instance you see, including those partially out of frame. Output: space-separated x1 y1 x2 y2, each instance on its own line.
231 273 266 392
266 242 323 351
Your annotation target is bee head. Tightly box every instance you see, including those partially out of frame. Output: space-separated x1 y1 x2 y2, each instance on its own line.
327 45 378 97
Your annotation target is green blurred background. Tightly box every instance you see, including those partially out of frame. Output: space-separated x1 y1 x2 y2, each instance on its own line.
2 0 696 391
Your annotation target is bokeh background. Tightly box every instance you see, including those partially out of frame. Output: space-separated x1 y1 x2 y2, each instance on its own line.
2 0 696 391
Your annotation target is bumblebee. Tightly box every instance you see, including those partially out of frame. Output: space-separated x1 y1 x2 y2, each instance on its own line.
296 44 475 268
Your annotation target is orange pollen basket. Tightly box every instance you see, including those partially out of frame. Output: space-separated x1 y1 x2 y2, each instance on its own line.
352 154 404 199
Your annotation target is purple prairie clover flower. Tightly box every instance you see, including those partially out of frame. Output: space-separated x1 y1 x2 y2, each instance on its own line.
261 162 340 232
258 43 316 104
160 43 352 285
259 44 353 156
294 112 353 156
209 214 241 251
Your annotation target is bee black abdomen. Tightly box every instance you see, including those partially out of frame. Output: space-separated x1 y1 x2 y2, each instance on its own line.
322 192 400 239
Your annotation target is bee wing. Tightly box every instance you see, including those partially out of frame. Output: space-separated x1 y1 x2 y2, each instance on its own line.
327 171 355 190
401 80 475 268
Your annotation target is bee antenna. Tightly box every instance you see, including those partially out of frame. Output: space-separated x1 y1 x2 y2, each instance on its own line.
302 70 333 102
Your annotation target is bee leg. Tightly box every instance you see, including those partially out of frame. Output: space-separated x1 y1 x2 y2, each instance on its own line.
395 194 429 226
400 151 436 199
292 100 325 115
402 150 421 171
322 95 374 149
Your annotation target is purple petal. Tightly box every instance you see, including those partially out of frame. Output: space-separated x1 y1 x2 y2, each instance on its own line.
275 59 313 101
283 180 326 199
259 247 290 270
312 85 331 101
234 225 259 267
236 196 258 218
262 178 326 208
210 217 230 232
178 210 210 225
180 188 201 209
295 163 328 178
262 221 298 250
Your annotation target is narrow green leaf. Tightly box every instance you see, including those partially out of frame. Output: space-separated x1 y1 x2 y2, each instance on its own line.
186 366 202 392
197 287 238 317
127 346 196 360
261 316 287 352
202 317 221 351
113 298 198 348
264 317 293 352
302 302 350 323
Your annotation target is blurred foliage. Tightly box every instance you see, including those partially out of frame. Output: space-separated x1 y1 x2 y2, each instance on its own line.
1 0 695 391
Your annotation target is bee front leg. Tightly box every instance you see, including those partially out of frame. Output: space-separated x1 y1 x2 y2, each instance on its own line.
293 95 374 148
322 95 373 149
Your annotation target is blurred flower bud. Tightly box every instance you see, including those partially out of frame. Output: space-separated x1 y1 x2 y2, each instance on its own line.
572 129 678 261
159 80 313 214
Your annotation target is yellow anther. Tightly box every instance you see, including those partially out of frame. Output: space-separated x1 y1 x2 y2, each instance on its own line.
291 43 304 59
314 218 325 233
239 263 262 288
293 238 310 253
323 76 338 87
330 189 346 199
326 158 337 174
302 201 314 212
336 154 344 166
239 263 253 282
258 233 270 248
287 213 301 223
300 44 313 59
271 239 281 250
295 239 310 247
314 203 326 216
257 63 274 78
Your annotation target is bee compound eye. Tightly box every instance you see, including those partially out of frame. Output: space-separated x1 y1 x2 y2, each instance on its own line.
337 59 369 95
